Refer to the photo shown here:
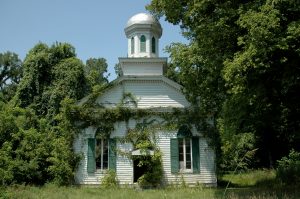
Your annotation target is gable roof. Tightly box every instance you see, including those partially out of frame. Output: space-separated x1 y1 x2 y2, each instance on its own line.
78 75 189 109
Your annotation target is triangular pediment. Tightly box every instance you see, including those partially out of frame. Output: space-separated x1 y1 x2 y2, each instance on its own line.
78 76 190 109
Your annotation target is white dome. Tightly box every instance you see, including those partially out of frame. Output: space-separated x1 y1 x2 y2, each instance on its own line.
126 13 159 27
125 13 162 37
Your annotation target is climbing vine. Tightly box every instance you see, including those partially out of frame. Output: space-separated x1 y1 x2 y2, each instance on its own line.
70 99 212 139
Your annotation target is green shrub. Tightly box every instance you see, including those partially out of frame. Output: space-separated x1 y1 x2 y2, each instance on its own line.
137 151 163 188
0 103 80 186
101 170 118 188
277 149 300 184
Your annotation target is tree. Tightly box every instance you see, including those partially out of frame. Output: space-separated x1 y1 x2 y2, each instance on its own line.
0 103 80 185
147 0 300 169
222 0 300 167
15 42 87 116
0 42 113 185
0 42 88 185
14 42 89 183
0 52 22 102
85 57 109 89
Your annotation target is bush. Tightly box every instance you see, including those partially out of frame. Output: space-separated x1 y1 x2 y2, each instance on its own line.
137 151 163 188
276 149 300 184
0 104 80 186
101 170 118 188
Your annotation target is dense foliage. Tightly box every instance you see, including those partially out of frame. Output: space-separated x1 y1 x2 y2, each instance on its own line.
85 57 109 91
124 124 163 188
0 42 109 185
147 0 300 170
277 149 300 184
14 42 87 117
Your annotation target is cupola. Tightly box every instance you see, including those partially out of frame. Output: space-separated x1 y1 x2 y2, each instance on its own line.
119 13 167 77
124 13 162 58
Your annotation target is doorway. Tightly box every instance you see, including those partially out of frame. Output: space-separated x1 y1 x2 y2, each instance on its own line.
133 156 151 183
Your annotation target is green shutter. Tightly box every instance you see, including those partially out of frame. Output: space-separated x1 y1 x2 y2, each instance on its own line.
192 137 200 173
87 138 96 173
170 138 179 173
109 138 117 171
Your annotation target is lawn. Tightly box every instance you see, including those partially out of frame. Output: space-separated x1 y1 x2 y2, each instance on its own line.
1 170 299 199
220 169 277 187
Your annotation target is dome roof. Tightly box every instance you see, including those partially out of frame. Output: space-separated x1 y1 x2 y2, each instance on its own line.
126 13 160 28
125 13 162 38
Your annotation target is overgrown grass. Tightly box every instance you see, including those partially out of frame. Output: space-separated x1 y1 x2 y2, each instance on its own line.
1 185 300 199
1 184 219 199
219 169 300 199
1 170 299 199
220 169 277 187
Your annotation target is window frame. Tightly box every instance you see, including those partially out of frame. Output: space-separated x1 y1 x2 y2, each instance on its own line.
95 138 108 171
151 36 156 53
140 35 146 52
131 37 134 54
178 138 193 172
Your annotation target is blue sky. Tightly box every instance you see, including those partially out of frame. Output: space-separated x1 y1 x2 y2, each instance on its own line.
0 0 187 81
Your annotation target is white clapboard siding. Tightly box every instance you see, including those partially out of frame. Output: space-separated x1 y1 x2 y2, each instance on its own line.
74 134 134 185
157 131 217 185
96 78 189 108
116 142 133 184
74 120 136 185
75 127 216 185
95 84 123 107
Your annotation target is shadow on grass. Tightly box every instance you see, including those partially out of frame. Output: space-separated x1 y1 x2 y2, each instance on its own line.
217 172 300 199
218 177 280 188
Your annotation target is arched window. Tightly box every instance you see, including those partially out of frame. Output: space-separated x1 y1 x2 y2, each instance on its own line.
131 37 134 54
151 37 156 53
140 35 146 52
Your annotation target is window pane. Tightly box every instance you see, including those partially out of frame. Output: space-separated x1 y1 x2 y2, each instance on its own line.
95 139 102 169
178 139 184 162
103 139 108 169
140 35 146 52
151 37 155 53
131 37 134 54
186 139 191 150
185 139 191 169
186 152 191 161
186 161 191 169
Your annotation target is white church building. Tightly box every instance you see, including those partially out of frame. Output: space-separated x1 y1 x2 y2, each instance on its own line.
74 13 217 186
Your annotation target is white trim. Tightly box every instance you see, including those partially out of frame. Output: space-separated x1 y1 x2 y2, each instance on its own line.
131 149 154 156
114 75 183 92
